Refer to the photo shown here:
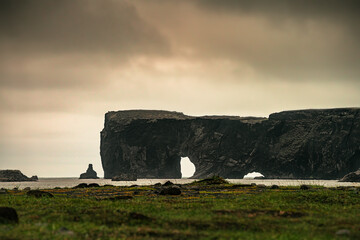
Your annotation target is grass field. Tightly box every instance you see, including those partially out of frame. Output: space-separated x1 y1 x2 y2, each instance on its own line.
1 177 359 240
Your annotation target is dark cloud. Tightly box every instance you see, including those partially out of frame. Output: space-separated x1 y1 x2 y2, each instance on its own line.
197 0 360 23
0 0 169 56
162 0 360 82
0 0 170 100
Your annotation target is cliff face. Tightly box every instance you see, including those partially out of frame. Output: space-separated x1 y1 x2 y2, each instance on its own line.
100 109 360 179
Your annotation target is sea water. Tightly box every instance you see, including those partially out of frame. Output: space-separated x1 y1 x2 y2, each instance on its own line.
0 178 359 190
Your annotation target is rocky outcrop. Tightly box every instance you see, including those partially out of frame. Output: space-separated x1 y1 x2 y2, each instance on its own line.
111 172 137 181
339 169 360 182
79 164 99 179
0 170 38 182
100 108 360 179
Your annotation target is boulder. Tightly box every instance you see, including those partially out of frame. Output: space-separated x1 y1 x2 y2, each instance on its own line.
26 190 54 198
339 169 360 182
79 164 99 179
0 189 7 194
0 207 19 224
162 181 174 186
73 183 89 189
0 170 38 182
300 185 310 190
101 108 360 180
159 186 181 195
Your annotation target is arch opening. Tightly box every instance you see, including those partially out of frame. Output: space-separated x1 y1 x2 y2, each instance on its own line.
243 172 264 179
180 157 196 178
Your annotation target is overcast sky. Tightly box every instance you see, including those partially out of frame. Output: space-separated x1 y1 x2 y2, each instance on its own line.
1 0 359 177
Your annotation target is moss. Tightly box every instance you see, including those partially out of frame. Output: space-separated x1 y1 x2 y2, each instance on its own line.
0 184 359 239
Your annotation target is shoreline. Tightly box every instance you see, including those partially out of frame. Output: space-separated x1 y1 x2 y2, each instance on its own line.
1 178 359 190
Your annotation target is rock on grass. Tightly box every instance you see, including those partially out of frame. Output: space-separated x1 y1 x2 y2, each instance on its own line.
26 190 54 198
0 207 19 224
159 187 181 195
300 185 310 190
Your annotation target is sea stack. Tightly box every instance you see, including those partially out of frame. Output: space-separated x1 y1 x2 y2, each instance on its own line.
79 164 99 179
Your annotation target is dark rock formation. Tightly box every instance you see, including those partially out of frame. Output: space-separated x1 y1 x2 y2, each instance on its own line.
73 183 100 188
0 170 38 182
79 164 99 179
159 186 182 195
339 169 360 182
111 172 137 181
26 190 54 198
101 108 360 180
30 175 38 181
0 207 19 224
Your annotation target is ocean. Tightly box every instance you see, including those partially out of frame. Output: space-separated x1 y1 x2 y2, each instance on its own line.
0 178 359 190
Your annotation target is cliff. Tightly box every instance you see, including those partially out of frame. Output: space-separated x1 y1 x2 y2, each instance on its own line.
100 108 360 179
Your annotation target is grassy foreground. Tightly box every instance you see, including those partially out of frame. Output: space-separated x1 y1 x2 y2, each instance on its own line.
1 178 360 240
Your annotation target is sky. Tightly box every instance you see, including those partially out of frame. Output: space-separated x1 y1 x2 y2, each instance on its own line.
1 0 359 177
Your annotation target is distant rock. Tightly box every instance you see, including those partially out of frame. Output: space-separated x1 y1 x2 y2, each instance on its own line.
162 181 174 186
79 164 99 179
0 170 38 182
30 175 38 181
111 172 137 181
339 169 360 182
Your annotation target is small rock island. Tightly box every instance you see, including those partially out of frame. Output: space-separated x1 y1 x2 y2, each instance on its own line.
79 164 99 179
0 170 38 182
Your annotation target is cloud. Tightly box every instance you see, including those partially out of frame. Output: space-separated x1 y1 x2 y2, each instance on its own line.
0 0 171 112
196 0 360 26
135 0 360 82
0 0 169 56
0 0 359 177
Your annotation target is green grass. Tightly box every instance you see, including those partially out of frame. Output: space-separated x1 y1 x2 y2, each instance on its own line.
1 181 360 240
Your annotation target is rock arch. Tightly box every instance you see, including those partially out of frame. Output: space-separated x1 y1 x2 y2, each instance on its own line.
101 109 360 179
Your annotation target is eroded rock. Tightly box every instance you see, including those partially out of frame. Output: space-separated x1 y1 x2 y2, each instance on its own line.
79 164 99 179
0 170 38 182
101 108 360 179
